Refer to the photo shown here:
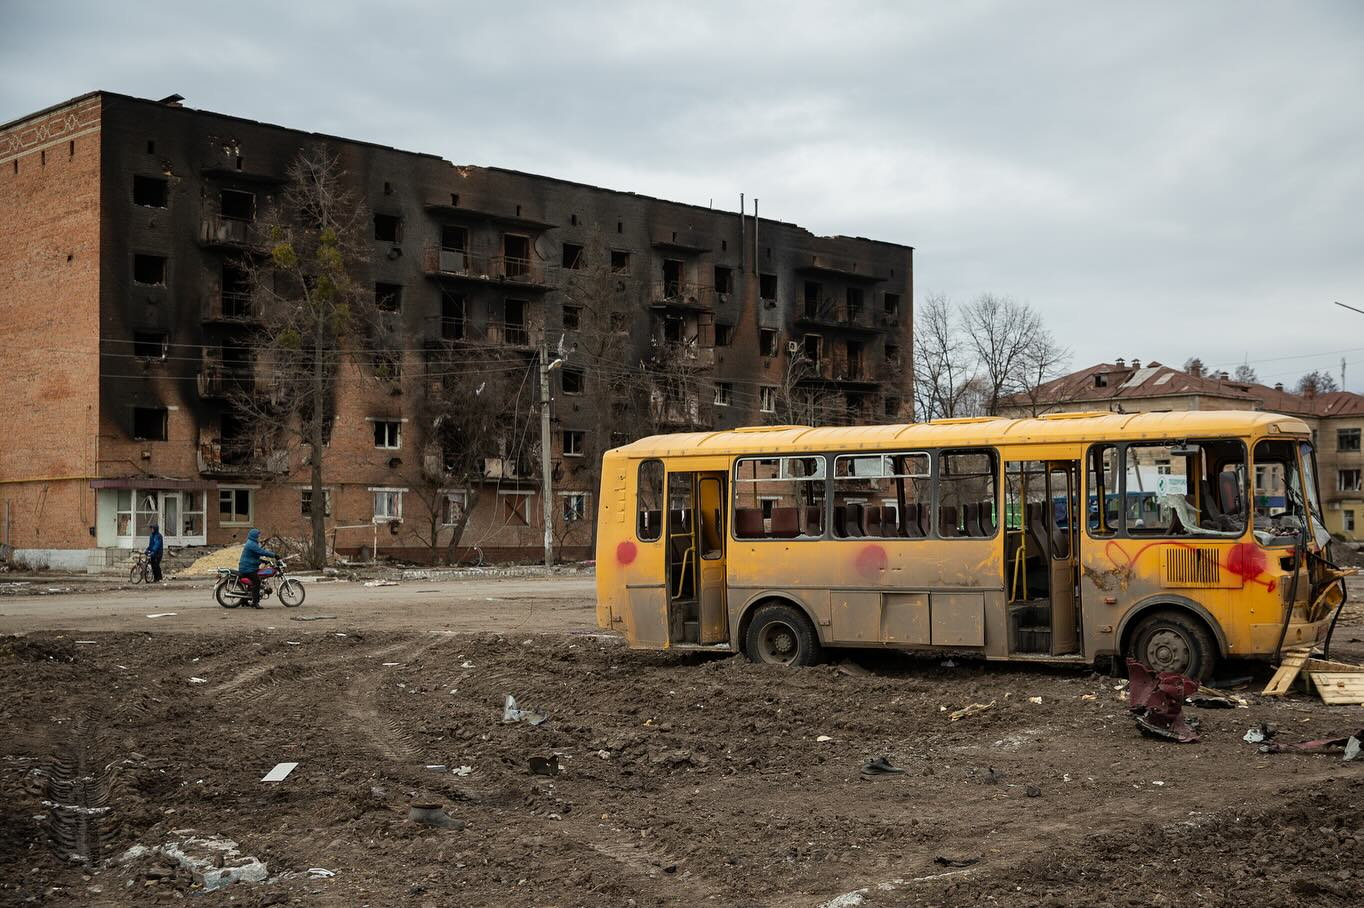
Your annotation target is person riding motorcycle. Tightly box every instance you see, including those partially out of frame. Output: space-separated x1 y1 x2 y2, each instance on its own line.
237 528 279 609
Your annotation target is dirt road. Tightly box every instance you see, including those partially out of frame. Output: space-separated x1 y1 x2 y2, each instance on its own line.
1 579 1361 906
0 575 599 635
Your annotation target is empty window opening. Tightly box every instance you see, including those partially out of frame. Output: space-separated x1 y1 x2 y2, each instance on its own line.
563 430 585 456
803 334 823 363
1094 374 1109 388
450 193 460 206
301 489 333 517
383 181 393 195
40 149 45 166
563 305 582 330
715 382 733 406
219 188 255 222
715 323 734 346
883 292 900 320
133 407 168 441
562 367 585 395
610 249 630 272
375 282 402 313
715 266 733 294
503 234 530 271
846 287 864 321
562 243 584 269
441 291 466 340
373 420 401 449
610 311 630 333
146 140 156 154
663 259 683 296
721 239 728 252
219 487 252 523
133 175 168 208
804 281 822 317
235 156 244 171
570 213 579 226
885 342 900 365
222 262 251 317
885 396 902 418
133 254 166 285
374 214 402 243
134 332 167 359
759 386 777 413
663 315 684 343
759 328 777 357
616 220 623 234
846 341 864 378
503 299 527 345
441 224 467 250
222 337 251 370
759 273 778 301
69 139 75 156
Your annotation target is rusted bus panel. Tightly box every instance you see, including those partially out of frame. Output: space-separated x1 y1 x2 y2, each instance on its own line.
930 592 987 647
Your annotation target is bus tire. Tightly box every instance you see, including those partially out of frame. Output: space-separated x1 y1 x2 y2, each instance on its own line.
1126 609 1217 681
745 603 823 667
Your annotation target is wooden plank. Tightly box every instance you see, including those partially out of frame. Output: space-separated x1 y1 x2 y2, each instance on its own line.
1304 658 1364 674
1310 672 1364 705
1262 648 1312 697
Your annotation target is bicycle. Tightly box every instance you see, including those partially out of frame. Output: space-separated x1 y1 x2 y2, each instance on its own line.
129 551 153 584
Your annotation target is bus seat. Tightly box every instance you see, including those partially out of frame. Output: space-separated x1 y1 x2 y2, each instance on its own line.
770 507 800 538
1219 471 1242 516
804 506 824 536
940 505 959 537
962 502 980 537
833 506 848 537
978 500 997 535
863 505 882 537
1027 502 1049 557
846 503 866 538
904 502 924 537
669 509 690 533
734 507 765 538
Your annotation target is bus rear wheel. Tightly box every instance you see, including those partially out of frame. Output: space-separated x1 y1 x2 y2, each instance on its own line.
745 603 823 667
1127 610 1217 681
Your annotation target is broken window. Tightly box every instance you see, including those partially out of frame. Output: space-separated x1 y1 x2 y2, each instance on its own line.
885 342 900 366
562 367 585 395
503 299 528 346
373 489 403 522
759 273 778 301
133 254 166 285
222 262 251 317
502 234 530 277
440 291 465 340
132 175 168 208
133 332 167 359
847 341 864 379
1338 428 1361 452
759 329 777 357
501 492 530 526
1340 469 1362 492
373 420 401 449
637 460 664 541
733 456 826 539
374 214 402 243
832 453 930 539
222 337 251 370
219 488 252 525
804 281 822 318
1094 373 1109 388
132 407 168 441
375 283 402 313
372 351 401 381
1125 439 1247 536
562 243 584 269
219 189 255 222
562 305 581 330
663 315 684 344
715 266 733 295
846 287 864 322
884 396 902 418
300 489 333 517
715 323 734 346
883 292 900 322
803 334 823 364
938 450 999 538
441 224 467 250
611 249 630 273
759 386 777 413
561 493 588 524
563 430 585 456
662 259 683 297
714 382 733 406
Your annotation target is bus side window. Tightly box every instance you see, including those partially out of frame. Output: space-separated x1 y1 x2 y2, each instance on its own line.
637 460 664 541
734 456 826 539
1086 444 1118 536
832 452 929 538
938 449 998 538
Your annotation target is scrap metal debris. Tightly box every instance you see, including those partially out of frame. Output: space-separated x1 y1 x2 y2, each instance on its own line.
1126 659 1200 743
948 701 995 722
1243 722 1278 744
528 755 561 776
1258 729 1364 760
260 762 298 783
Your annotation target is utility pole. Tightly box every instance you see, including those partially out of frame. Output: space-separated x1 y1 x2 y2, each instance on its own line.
539 333 562 569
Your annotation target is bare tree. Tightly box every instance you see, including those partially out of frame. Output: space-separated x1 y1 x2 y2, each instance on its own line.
961 294 1062 416
407 349 530 565
1297 369 1339 397
1183 357 1206 376
912 293 976 420
769 353 841 426
1233 363 1258 383
1014 325 1071 416
230 146 375 567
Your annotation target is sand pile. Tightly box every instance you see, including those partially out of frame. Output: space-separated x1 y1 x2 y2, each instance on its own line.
183 545 245 576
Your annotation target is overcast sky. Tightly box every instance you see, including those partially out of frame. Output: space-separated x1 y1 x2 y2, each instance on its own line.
5 1 1362 389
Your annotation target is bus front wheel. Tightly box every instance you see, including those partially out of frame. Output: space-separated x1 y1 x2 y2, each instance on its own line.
1127 610 1217 681
745 603 823 667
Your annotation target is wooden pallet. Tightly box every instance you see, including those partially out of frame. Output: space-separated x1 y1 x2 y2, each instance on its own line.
1261 647 1313 697
1310 673 1364 705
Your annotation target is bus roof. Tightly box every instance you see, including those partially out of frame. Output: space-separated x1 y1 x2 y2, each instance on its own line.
612 410 1313 458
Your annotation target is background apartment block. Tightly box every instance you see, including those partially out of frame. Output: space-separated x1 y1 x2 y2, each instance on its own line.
0 92 914 569
1003 359 1364 541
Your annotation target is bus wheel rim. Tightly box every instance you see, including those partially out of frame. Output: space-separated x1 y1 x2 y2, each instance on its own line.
1147 628 1191 673
760 622 798 664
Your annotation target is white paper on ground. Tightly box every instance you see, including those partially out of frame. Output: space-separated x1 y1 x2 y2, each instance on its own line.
261 762 299 783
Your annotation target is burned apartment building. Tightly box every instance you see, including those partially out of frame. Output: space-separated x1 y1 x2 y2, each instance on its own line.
0 91 913 569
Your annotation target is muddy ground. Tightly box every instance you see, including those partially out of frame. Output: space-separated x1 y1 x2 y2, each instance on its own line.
1 589 1362 906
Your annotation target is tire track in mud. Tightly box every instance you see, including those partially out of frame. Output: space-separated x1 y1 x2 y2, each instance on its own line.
339 636 452 763
210 637 429 700
562 826 728 904
36 713 122 865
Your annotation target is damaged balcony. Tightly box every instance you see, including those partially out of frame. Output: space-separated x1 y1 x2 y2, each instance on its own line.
201 289 258 325
649 281 715 310
199 214 267 251
422 246 556 290
196 357 256 399
196 436 289 478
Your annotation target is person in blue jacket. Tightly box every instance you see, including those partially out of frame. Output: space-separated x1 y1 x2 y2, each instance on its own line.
145 520 164 583
237 528 278 609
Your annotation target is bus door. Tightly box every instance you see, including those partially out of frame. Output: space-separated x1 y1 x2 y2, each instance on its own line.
1005 459 1081 656
665 471 729 645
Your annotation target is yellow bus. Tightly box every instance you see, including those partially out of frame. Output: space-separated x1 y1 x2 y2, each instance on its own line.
594 411 1345 680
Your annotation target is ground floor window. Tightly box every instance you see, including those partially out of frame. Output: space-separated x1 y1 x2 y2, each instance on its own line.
561 492 589 523
1346 510 1357 533
219 488 252 526
301 488 333 517
501 492 531 526
442 491 468 526
372 489 404 522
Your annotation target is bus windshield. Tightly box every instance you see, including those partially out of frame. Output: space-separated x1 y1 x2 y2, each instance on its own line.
1252 439 1326 546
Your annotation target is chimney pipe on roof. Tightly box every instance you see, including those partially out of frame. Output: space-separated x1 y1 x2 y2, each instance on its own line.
1131 358 1141 370
1115 358 1125 368
1219 370 1230 380
1274 382 1284 391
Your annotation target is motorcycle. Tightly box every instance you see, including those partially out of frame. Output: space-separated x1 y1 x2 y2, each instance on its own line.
214 556 305 608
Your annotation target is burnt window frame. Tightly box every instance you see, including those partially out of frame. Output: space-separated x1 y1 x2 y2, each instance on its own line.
637 459 665 542
373 213 403 243
132 406 168 442
132 253 167 286
219 188 256 222
133 331 168 360
132 175 168 208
